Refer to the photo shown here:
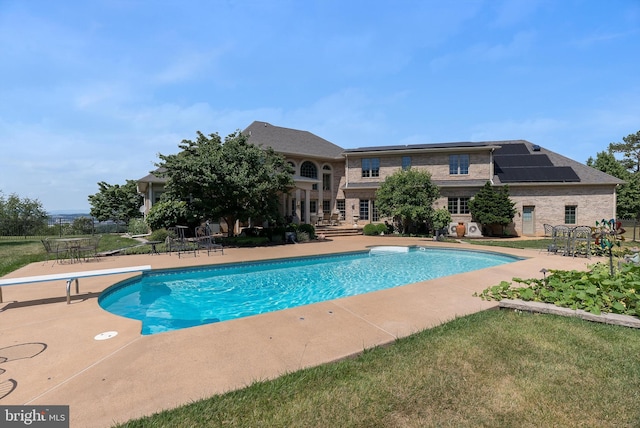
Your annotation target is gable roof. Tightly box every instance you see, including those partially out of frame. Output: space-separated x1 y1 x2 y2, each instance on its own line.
243 121 344 160
492 140 624 186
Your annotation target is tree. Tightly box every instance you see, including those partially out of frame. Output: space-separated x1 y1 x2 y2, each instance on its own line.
468 182 517 235
608 130 640 173
587 150 640 221
0 191 49 236
145 199 200 231
88 180 143 226
375 168 440 234
156 130 294 236
586 150 630 179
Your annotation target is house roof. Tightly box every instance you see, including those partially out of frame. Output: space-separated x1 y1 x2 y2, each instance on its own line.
243 121 344 160
343 141 500 154
492 140 624 186
136 123 623 188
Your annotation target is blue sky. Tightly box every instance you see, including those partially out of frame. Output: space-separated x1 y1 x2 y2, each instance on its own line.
1 0 639 212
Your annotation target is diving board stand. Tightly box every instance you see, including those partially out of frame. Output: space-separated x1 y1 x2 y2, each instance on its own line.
0 265 152 304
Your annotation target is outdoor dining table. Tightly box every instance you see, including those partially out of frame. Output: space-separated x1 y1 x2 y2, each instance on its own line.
55 237 89 263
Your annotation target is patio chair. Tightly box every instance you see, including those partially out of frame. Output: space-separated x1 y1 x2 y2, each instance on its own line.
330 212 340 226
547 225 570 255
41 239 68 265
195 225 223 256
322 212 330 225
167 225 197 258
77 235 102 262
569 226 592 258
543 224 554 237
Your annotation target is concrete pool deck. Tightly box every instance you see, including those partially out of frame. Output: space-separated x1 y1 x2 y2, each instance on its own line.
0 236 595 427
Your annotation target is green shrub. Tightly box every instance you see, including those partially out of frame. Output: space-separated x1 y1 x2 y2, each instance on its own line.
128 218 149 235
148 228 170 242
376 223 388 234
297 223 316 239
297 231 310 242
363 223 379 235
476 262 640 316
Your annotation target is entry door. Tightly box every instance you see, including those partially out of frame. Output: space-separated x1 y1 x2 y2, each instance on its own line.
522 206 535 235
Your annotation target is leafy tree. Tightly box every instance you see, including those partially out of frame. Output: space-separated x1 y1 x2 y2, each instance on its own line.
157 131 294 236
587 150 640 221
431 207 452 240
145 199 200 231
586 150 630 179
468 182 517 235
608 130 640 173
375 168 440 234
0 191 48 236
88 180 143 226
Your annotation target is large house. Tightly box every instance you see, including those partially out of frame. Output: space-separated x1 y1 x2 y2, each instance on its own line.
137 121 623 236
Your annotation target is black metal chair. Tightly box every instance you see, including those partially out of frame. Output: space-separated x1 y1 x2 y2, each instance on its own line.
41 239 68 265
195 225 223 256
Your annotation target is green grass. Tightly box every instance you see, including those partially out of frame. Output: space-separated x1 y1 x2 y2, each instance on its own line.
116 310 640 427
0 234 139 276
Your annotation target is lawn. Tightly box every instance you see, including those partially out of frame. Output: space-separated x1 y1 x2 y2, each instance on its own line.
0 235 139 277
117 310 640 427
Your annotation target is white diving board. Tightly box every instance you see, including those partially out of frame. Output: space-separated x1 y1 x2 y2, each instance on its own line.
0 265 152 304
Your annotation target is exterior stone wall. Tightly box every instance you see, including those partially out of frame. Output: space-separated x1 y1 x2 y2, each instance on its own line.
508 185 617 236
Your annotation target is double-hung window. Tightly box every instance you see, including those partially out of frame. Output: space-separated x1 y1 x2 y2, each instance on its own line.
565 205 577 224
449 154 469 175
361 158 380 177
402 156 411 170
448 197 470 214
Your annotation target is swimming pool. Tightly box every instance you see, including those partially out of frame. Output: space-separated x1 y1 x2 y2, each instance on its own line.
99 246 520 335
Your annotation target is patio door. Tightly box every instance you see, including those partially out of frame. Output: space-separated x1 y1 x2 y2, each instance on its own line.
522 206 535 235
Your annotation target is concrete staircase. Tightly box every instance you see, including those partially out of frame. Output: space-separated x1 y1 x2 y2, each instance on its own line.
316 226 363 238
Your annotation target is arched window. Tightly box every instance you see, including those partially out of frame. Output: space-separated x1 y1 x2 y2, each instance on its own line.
300 161 318 179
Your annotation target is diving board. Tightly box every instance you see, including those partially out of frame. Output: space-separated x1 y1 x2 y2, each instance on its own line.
0 265 152 304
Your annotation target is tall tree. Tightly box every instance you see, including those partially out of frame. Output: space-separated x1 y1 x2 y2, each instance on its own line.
157 130 294 236
608 130 640 173
88 180 143 225
375 168 440 234
0 191 48 236
587 150 640 220
468 182 517 235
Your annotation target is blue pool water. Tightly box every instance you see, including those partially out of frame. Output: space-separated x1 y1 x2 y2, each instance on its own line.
99 247 520 335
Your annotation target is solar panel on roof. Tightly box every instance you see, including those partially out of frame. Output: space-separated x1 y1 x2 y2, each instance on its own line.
494 143 530 155
497 167 580 183
494 154 553 169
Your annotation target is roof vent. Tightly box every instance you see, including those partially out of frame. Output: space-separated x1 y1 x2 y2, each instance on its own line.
532 145 541 151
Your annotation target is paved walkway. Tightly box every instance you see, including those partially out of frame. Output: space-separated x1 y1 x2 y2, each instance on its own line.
0 236 594 427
